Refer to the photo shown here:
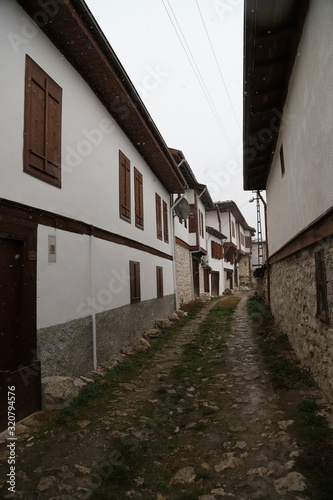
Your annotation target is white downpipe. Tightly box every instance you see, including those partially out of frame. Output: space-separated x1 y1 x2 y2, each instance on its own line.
90 231 97 370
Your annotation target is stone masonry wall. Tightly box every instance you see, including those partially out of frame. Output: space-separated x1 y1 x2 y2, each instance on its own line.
175 243 193 306
38 294 175 378
238 255 253 287
270 235 333 398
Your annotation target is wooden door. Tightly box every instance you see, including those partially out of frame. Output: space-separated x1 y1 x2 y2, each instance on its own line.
0 221 40 431
211 271 220 296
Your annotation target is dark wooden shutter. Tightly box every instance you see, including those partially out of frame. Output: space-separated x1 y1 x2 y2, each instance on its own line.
119 151 131 222
134 167 144 229
24 55 62 187
156 194 162 240
156 266 163 298
163 200 169 242
201 212 204 237
129 261 141 303
189 204 198 233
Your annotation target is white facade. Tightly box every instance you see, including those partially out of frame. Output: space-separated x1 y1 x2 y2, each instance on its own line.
266 0 333 256
0 0 184 399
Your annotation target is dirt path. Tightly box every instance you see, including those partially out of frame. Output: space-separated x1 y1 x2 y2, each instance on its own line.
0 295 314 499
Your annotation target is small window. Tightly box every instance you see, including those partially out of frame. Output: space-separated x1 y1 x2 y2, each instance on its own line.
155 193 162 240
231 221 235 238
134 167 144 229
163 200 169 243
315 250 328 322
24 55 62 187
211 241 222 260
280 145 285 177
156 266 163 298
119 151 131 222
200 211 204 238
129 261 141 304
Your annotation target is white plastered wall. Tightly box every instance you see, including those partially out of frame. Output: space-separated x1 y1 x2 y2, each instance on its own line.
266 0 333 255
0 0 173 257
37 226 174 329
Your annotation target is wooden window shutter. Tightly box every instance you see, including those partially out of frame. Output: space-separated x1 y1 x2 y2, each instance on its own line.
156 266 163 298
211 241 215 258
189 204 198 233
119 151 131 222
315 250 328 322
134 167 144 229
129 261 141 304
155 193 162 240
201 212 204 238
163 200 169 242
24 55 62 187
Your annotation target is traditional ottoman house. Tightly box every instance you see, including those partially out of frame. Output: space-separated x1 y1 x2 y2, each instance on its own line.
217 201 255 289
244 0 333 397
205 207 227 296
169 149 216 304
0 0 185 429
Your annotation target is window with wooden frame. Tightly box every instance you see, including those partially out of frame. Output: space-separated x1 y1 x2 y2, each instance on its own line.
119 151 131 222
129 261 141 304
211 241 222 260
24 55 62 187
200 211 204 238
155 193 162 240
163 200 169 243
156 266 163 298
231 221 235 238
134 167 144 229
245 236 252 249
315 250 329 322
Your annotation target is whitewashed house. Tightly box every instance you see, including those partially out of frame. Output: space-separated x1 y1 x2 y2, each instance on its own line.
244 0 333 397
205 208 227 297
0 0 185 429
169 149 218 304
217 201 255 289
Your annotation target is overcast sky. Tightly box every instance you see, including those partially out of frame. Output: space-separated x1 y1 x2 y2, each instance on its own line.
85 0 258 229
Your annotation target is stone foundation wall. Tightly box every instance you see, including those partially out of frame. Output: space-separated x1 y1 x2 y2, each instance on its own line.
270 235 333 398
38 294 175 378
175 243 193 305
239 255 253 286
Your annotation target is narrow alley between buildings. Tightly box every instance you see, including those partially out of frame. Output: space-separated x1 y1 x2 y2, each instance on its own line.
0 294 331 499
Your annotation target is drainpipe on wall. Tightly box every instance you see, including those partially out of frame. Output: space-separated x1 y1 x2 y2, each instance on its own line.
90 226 97 370
257 191 270 307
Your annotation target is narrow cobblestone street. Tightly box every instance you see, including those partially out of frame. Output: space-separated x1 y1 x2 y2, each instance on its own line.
0 294 322 499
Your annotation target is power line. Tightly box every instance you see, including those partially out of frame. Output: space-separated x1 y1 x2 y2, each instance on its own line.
161 0 241 165
195 0 242 134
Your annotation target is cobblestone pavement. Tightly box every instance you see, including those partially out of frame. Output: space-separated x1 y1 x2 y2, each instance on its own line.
0 295 318 499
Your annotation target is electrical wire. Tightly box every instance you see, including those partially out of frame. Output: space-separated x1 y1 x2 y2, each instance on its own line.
195 0 242 134
161 0 241 165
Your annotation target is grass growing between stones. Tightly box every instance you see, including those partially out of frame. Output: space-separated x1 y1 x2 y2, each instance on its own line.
42 300 206 430
90 296 241 499
247 293 314 390
247 293 333 499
